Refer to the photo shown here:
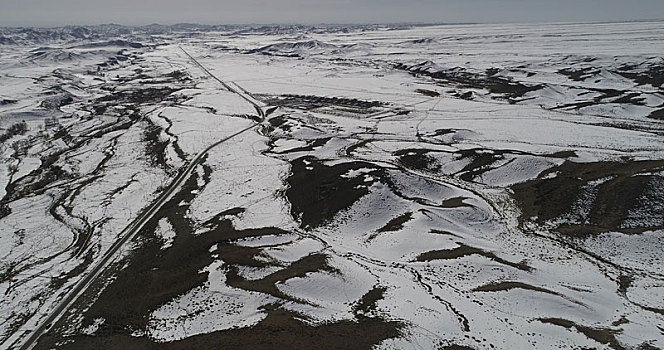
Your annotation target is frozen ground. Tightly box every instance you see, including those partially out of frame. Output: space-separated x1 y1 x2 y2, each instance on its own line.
1 21 663 350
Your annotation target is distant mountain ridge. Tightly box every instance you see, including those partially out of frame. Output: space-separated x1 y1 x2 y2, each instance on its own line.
0 23 420 46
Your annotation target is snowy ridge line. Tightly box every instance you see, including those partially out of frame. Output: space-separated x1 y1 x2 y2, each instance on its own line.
16 74 264 350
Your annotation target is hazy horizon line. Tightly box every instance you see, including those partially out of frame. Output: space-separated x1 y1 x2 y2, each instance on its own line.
3 17 663 30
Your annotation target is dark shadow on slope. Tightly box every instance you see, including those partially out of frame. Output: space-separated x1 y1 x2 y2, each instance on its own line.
397 62 543 100
225 253 337 302
472 281 560 296
511 160 664 236
37 167 402 349
376 212 413 233
45 306 401 350
394 149 442 172
286 156 382 229
538 318 625 350
648 108 664 120
414 243 532 272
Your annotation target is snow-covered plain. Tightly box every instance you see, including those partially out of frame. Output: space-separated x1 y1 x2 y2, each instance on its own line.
1 21 663 350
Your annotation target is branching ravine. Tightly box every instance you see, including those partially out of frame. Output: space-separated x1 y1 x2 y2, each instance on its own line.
2 23 663 350
1 126 137 297
333 120 664 325
154 110 188 164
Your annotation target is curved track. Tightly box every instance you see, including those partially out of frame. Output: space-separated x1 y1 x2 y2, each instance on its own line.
17 47 269 350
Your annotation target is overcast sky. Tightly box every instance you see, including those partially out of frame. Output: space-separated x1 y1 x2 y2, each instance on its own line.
1 0 663 27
